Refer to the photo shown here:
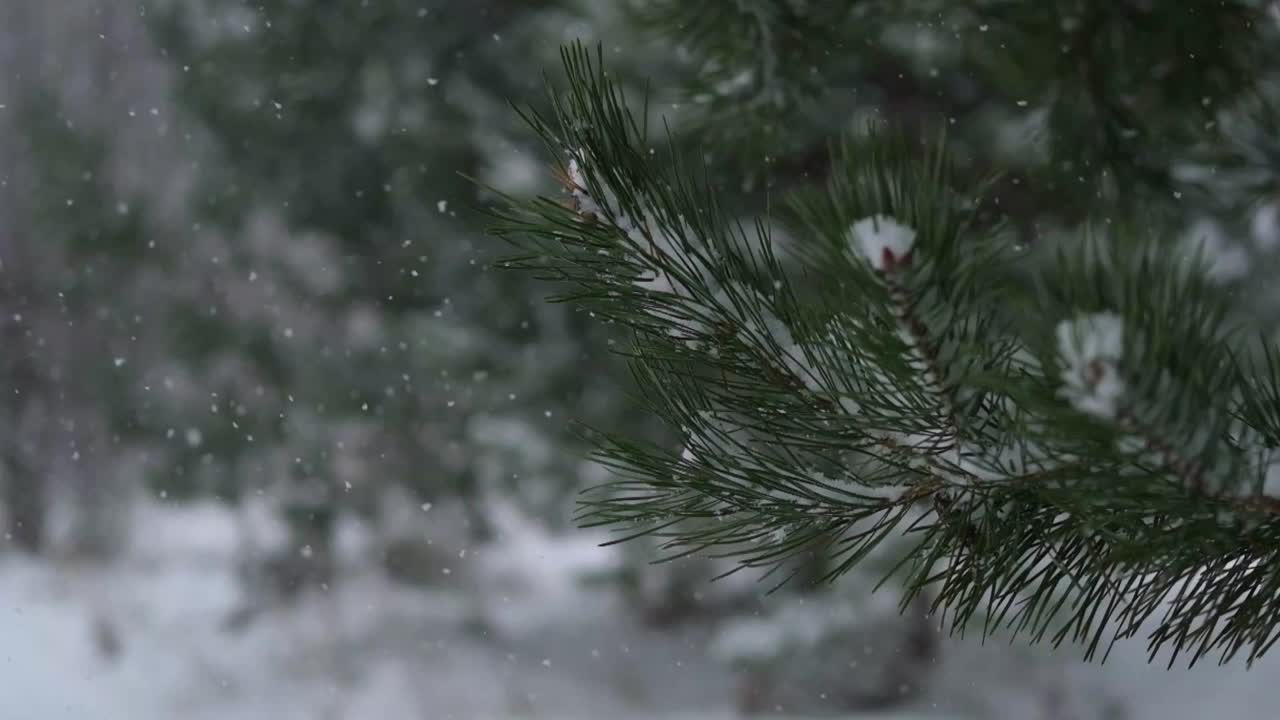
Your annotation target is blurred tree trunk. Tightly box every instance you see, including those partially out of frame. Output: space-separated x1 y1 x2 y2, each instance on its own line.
274 469 337 598
2 450 46 553
0 3 45 556
0 288 48 554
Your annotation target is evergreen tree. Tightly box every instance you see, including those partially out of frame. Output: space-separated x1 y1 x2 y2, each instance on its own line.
141 0 645 599
0 89 152 557
494 0 1280 675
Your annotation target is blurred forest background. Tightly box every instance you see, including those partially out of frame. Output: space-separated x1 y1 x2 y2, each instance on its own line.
1 2 1279 719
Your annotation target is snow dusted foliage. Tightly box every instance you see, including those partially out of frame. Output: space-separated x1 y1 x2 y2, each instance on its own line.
844 214 975 474
565 156 605 221
564 149 709 331
717 282 824 393
564 147 828 400
847 216 948 416
849 214 917 272
1056 312 1126 420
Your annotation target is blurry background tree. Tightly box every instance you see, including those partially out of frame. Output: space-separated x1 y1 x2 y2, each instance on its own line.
0 2 162 561
1 91 154 560
141 0 651 606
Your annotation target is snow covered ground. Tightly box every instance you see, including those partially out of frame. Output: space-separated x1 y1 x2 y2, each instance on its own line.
0 500 733 720
1 500 1278 720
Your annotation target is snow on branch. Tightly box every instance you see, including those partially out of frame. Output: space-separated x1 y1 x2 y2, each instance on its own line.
850 214 916 273
1056 312 1126 420
563 148 832 398
848 215 959 457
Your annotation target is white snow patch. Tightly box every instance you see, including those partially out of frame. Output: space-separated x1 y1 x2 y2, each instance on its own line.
849 215 917 272
6 500 1280 717
1252 201 1280 252
1057 312 1126 419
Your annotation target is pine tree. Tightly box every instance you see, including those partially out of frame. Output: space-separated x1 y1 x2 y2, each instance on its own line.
141 0 647 601
0 87 154 557
493 0 1280 673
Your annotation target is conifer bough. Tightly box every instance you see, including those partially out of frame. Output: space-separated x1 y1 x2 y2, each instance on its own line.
491 45 1280 668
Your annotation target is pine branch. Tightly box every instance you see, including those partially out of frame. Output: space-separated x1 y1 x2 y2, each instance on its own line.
491 43 1280 667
